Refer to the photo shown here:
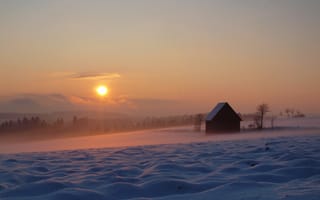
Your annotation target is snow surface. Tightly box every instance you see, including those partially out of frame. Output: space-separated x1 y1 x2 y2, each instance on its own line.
0 117 320 199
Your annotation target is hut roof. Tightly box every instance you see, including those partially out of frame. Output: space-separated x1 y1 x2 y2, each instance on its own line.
206 102 242 121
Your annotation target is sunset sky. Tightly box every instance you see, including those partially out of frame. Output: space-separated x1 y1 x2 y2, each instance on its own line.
0 0 319 115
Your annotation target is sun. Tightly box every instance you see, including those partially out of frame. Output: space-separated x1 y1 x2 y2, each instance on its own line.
96 85 108 97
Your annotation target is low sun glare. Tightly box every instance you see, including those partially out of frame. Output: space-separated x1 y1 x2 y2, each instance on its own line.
96 85 108 97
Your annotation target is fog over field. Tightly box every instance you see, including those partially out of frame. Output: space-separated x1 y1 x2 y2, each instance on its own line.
0 117 318 154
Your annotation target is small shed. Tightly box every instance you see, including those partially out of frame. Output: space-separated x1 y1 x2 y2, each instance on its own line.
206 102 242 133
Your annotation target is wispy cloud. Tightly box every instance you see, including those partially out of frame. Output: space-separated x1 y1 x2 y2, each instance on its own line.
68 96 98 105
68 95 132 107
131 98 179 105
68 72 121 80
51 72 121 80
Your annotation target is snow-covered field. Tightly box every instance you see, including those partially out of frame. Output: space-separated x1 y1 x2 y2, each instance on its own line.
0 117 320 199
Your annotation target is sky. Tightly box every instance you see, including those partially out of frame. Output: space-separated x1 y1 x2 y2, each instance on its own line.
0 0 319 116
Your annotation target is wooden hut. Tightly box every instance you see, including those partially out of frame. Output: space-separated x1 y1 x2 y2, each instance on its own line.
206 102 242 133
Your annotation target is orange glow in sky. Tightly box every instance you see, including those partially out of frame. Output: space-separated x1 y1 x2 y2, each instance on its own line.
0 1 319 115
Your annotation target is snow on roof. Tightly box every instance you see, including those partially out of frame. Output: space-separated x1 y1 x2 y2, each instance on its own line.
206 102 227 121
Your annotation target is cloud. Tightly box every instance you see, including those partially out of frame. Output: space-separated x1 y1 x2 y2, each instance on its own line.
51 71 121 81
131 98 179 105
68 72 121 80
10 98 39 106
0 94 75 113
0 97 43 113
0 94 184 116
68 95 132 108
68 96 98 105
122 98 185 116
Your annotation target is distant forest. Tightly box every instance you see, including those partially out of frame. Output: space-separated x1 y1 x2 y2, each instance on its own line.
0 106 305 140
0 114 205 138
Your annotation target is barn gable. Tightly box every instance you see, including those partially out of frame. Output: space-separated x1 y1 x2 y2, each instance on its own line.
206 102 242 122
205 102 242 133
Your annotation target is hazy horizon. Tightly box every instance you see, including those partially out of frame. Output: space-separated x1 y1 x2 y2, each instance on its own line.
1 0 319 115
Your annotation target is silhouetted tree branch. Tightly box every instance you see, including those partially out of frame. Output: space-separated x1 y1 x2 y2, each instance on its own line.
255 104 270 129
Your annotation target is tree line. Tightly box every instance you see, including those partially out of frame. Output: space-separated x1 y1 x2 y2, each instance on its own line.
0 116 64 132
0 114 201 135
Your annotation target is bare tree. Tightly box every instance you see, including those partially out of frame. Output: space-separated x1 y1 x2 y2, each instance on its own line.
256 104 270 129
253 115 262 129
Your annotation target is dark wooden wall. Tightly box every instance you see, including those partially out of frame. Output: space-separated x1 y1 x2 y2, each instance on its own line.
205 104 241 133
